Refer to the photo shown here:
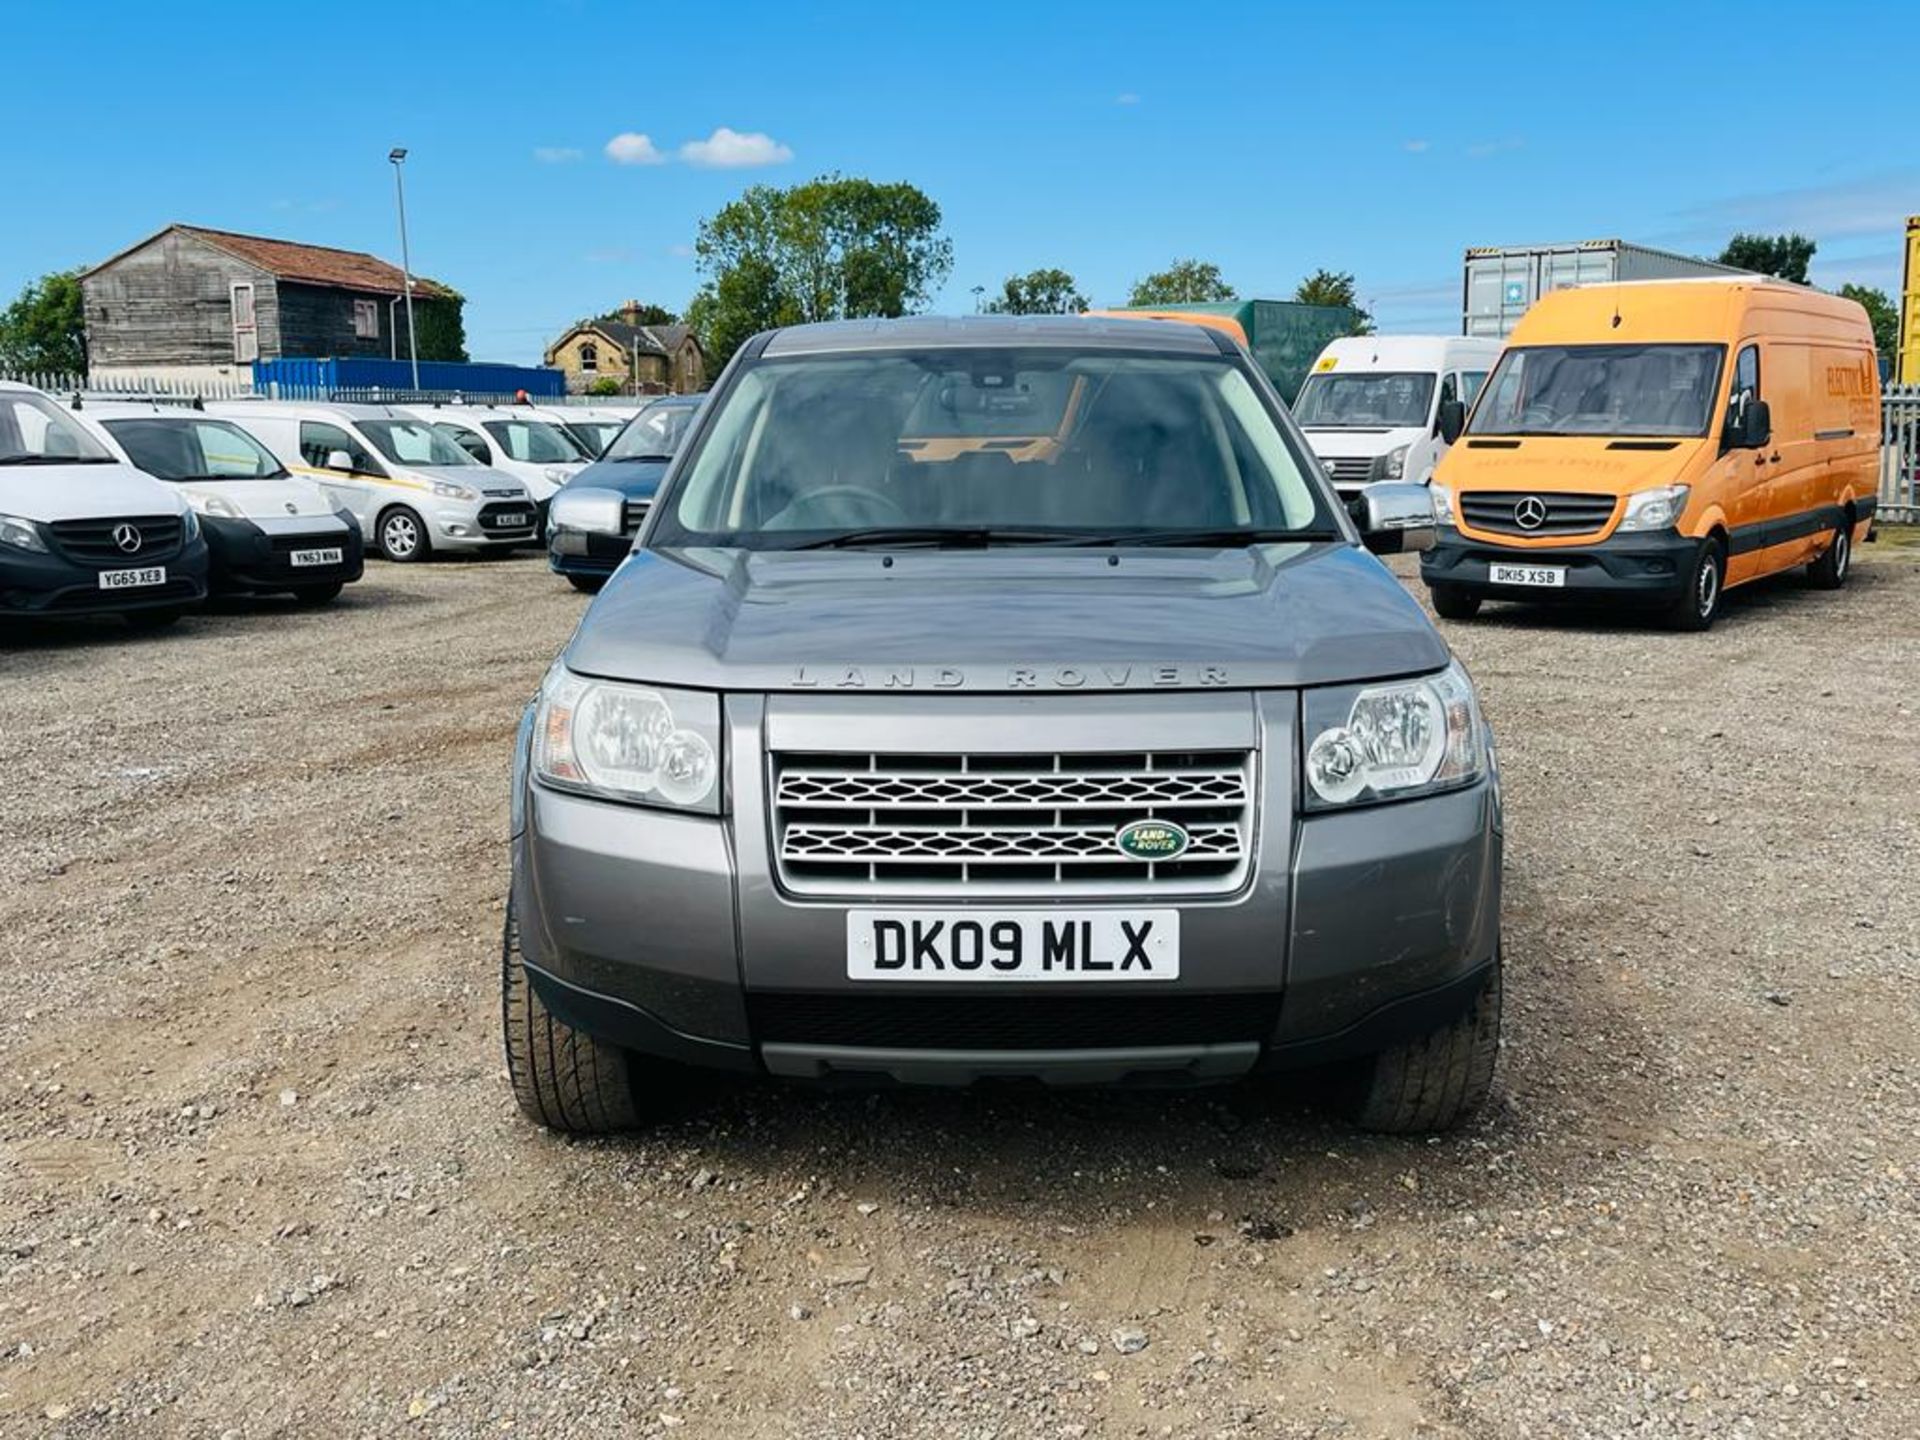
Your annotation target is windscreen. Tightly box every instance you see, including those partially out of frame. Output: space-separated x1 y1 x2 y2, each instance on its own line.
483 418 587 464
564 419 626 457
604 401 698 462
103 418 285 480
1293 372 1436 428
0 390 115 464
652 349 1330 548
1468 344 1726 438
357 420 477 467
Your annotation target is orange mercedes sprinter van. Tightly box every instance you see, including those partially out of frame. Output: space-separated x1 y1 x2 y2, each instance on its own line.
1421 279 1880 630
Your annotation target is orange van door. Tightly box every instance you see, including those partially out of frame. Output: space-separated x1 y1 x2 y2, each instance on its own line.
1754 339 1819 576
1722 342 1776 586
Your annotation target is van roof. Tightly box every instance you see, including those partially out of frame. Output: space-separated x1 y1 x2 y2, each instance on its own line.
1510 278 1873 347
761 314 1225 356
1314 334 1503 369
206 399 416 421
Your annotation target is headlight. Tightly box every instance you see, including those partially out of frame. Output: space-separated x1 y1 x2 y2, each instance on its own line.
544 466 574 486
532 666 722 813
1429 484 1455 525
185 491 239 519
1615 484 1690 532
1370 444 1410 481
432 479 479 502
0 514 48 553
1302 660 1487 810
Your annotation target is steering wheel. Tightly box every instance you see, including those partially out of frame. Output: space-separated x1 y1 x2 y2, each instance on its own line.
770 485 910 530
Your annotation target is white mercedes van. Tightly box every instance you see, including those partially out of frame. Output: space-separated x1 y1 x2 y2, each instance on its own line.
0 382 209 628
209 401 536 561
399 402 588 511
1295 336 1502 499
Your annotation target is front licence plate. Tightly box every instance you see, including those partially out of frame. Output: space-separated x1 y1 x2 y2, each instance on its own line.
1489 562 1566 588
495 511 531 527
290 547 343 568
98 566 166 590
847 909 1179 981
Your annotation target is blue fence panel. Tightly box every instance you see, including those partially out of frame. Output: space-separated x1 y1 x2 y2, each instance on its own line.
253 357 564 398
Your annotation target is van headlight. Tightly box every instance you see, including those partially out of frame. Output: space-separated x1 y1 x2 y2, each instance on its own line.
1615 484 1689 532
532 665 721 813
185 491 239 519
1302 661 1487 810
432 479 479 502
0 514 48 553
1370 444 1410 481
1429 484 1455 525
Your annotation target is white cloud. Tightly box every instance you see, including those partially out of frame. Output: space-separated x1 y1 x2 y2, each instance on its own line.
1465 138 1525 158
1403 139 1431 153
1668 168 1920 243
1115 92 1141 106
534 146 583 164
678 127 793 169
605 132 666 166
668 243 695 259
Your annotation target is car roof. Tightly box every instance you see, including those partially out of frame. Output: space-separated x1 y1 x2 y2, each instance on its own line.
759 314 1227 357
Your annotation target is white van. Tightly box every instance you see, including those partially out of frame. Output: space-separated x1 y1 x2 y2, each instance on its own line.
546 404 638 459
0 382 209 628
1294 336 1502 497
209 401 536 561
398 402 588 509
73 399 363 604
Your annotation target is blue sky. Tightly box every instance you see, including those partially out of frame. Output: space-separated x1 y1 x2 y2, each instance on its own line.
5 1 1914 364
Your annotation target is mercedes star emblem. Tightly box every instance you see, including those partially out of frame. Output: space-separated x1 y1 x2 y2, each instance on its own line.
1513 496 1548 531
112 523 143 554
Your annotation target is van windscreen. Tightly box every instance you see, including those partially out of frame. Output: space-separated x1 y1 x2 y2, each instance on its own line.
1468 344 1725 438
1293 372 1435 429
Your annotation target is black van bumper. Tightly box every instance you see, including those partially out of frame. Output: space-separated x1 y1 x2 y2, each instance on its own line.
1 541 210 617
1420 527 1698 605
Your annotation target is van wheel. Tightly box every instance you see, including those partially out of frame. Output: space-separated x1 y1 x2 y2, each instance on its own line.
1664 536 1725 632
1341 958 1502 1134
567 574 605 595
377 507 430 563
1806 521 1851 590
291 583 343 606
502 903 643 1133
1429 583 1482 621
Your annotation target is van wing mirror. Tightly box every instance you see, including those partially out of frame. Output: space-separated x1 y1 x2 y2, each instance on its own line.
548 486 628 538
1437 397 1466 445
1744 397 1772 449
1357 481 1436 556
324 448 356 473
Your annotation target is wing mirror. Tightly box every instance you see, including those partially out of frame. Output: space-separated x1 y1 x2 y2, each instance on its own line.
548 486 628 539
1436 397 1466 445
1357 481 1436 556
324 449 356 473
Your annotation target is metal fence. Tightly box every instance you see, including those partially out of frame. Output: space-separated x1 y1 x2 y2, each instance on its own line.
1884 385 1919 524
0 368 600 409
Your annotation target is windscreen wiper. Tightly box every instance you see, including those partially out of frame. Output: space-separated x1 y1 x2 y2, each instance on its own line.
0 455 116 466
1068 527 1339 548
792 526 1087 550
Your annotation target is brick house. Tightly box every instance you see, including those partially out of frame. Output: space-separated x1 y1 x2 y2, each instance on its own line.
544 302 705 395
80 224 456 382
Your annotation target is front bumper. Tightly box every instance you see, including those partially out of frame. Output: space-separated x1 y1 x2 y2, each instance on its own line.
1 539 210 616
1421 525 1698 604
433 499 539 550
202 513 365 593
546 525 636 578
511 693 1502 1086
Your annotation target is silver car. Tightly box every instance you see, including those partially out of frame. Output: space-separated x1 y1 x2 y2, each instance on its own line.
506 316 1502 1135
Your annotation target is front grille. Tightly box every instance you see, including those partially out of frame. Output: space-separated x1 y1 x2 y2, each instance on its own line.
45 514 184 563
1320 455 1374 488
1459 490 1617 538
622 499 651 535
772 749 1255 897
482 486 523 498
477 502 537 534
747 991 1281 1050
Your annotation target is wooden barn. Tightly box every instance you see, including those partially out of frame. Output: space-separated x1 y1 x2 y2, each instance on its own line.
79 224 456 374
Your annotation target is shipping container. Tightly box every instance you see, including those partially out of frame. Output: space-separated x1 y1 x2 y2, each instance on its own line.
1900 215 1920 385
251 356 565 399
1462 240 1747 339
1100 300 1360 403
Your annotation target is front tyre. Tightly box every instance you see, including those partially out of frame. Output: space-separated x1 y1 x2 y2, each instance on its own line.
502 903 642 1133
1428 583 1482 621
1342 959 1501 1134
566 574 605 595
376 506 430 563
1806 521 1851 590
1663 536 1725 632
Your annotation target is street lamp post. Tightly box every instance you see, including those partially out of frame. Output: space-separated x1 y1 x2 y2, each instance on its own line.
388 147 420 391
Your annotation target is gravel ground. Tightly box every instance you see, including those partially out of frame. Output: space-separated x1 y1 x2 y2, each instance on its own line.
2 538 1917 1439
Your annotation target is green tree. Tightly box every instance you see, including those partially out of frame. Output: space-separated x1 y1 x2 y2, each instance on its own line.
1837 283 1898 360
0 269 87 374
586 376 625 397
686 174 953 369
1719 233 1816 284
411 290 468 362
1126 259 1235 307
1293 268 1374 334
982 268 1089 315
597 302 679 327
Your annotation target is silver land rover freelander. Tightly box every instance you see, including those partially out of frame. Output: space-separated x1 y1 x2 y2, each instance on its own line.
507 316 1503 1135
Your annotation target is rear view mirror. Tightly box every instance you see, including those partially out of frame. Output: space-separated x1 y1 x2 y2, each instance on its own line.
1437 398 1466 445
325 449 355 473
1743 397 1772 449
1357 481 1436 555
548 486 628 538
